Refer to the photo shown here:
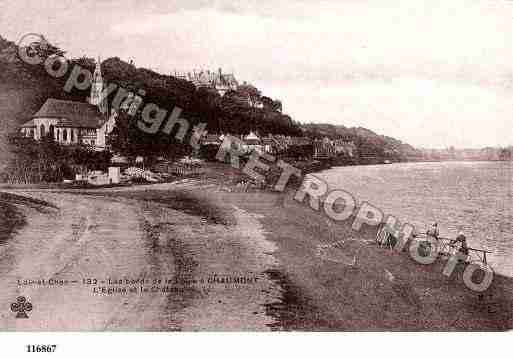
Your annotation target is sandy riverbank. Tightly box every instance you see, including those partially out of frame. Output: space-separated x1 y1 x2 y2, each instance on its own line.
136 181 507 330
1 166 512 330
73 174 513 330
217 189 513 330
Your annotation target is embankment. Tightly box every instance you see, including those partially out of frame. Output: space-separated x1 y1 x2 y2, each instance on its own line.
195 186 513 330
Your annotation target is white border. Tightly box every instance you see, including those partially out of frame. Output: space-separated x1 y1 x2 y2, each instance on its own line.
1 332 511 359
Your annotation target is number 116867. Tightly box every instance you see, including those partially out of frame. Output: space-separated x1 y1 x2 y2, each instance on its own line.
26 345 57 353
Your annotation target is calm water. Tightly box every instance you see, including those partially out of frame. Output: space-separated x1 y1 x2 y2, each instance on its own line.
318 161 513 277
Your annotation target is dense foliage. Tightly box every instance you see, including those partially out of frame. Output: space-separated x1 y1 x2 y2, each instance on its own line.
0 34 302 162
302 123 422 163
0 33 426 182
1 134 111 183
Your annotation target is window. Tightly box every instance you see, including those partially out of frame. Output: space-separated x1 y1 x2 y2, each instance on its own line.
63 129 67 141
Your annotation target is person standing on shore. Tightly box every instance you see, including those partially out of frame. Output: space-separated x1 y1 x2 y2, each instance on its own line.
426 222 440 249
451 231 469 255
426 222 440 240
418 222 440 257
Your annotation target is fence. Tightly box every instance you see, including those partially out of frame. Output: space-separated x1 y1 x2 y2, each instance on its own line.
376 227 492 266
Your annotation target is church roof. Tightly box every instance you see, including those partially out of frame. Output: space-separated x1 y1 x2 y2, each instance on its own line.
21 119 36 127
33 99 104 128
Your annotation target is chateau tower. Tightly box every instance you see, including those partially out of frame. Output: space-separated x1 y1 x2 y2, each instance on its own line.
90 57 107 114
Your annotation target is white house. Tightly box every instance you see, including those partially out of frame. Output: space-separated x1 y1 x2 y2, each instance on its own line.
242 132 264 154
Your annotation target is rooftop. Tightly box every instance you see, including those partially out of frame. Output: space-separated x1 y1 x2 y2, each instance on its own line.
33 99 105 128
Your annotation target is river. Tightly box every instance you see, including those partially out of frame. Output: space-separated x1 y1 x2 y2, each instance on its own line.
317 161 513 277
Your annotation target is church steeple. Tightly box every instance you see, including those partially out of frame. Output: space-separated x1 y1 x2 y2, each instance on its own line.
90 57 107 114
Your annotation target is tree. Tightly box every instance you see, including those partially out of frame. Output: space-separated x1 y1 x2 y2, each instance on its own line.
28 35 65 58
272 99 282 113
193 87 222 133
236 82 261 108
499 148 512 161
107 110 133 156
261 96 282 113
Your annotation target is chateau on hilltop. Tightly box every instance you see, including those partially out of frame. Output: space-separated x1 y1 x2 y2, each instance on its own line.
173 68 238 96
20 58 117 150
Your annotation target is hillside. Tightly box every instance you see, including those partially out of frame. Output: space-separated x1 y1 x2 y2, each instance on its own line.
0 33 419 166
0 34 300 135
302 123 422 162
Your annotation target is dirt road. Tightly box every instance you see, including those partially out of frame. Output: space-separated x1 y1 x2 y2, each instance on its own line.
0 188 283 330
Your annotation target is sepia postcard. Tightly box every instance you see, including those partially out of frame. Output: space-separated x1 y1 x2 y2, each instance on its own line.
0 1 512 350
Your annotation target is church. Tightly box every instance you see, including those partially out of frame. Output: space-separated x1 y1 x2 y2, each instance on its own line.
20 59 117 150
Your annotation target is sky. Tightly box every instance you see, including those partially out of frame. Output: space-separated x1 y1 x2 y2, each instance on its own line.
0 0 511 148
